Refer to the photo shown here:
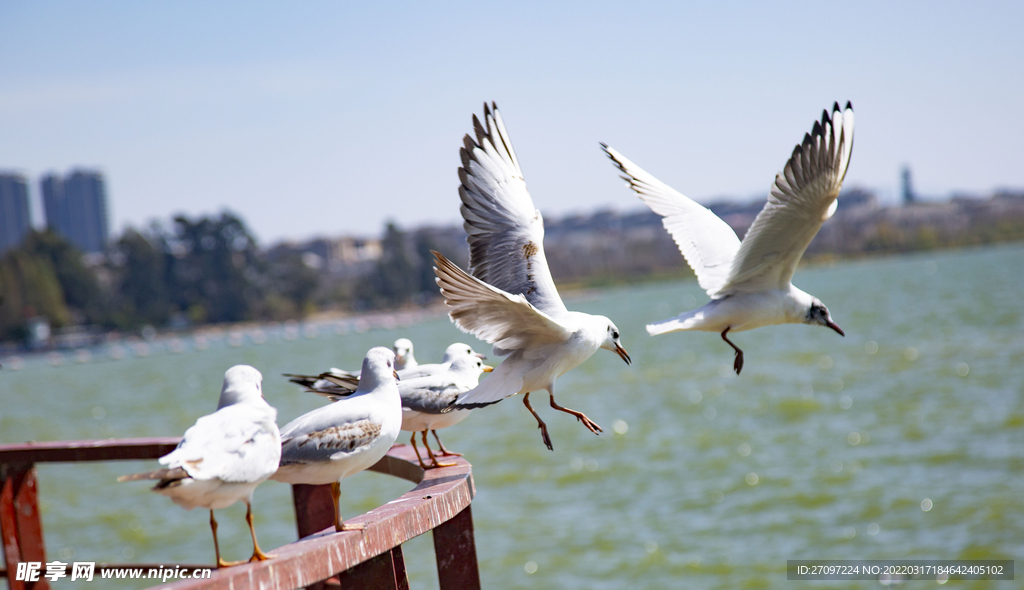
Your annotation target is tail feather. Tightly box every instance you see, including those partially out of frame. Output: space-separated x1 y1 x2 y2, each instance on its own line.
450 367 523 410
117 467 188 483
646 310 702 336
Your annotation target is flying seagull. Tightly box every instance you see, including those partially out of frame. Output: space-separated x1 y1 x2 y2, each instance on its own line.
119 365 281 567
434 102 631 451
271 347 402 532
601 101 854 374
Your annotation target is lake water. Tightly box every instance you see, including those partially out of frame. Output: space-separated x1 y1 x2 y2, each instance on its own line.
2 244 1023 589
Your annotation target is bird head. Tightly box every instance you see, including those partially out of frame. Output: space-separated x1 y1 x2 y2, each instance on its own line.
360 347 401 390
598 318 631 365
442 342 487 363
392 338 414 367
806 300 845 336
450 355 494 376
217 364 264 409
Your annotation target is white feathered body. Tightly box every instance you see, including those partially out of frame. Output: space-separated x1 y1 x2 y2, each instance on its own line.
455 311 606 406
272 378 402 486
647 285 815 335
155 400 281 511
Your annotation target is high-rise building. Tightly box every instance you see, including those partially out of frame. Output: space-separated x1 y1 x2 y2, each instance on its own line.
0 172 32 254
901 165 916 205
41 169 110 253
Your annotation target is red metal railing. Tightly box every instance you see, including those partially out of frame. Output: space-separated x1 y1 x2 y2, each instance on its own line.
0 439 480 590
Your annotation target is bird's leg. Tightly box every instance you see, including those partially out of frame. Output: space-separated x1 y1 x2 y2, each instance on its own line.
210 510 242 568
409 432 430 470
432 430 463 457
245 502 275 562
523 393 553 451
721 327 744 374
421 430 456 468
331 481 364 532
548 394 603 435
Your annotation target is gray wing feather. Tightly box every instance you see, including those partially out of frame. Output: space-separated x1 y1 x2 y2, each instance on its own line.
458 102 567 315
280 418 382 464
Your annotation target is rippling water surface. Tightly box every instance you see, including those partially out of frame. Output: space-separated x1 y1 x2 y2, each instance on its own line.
3 244 1023 589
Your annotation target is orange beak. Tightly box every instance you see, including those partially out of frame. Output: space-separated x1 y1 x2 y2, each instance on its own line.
615 343 631 365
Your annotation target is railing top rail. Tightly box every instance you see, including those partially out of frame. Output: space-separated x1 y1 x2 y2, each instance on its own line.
0 439 475 589
0 438 182 464
160 445 475 589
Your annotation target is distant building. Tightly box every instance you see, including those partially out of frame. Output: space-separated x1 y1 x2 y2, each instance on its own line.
837 187 879 211
41 169 110 253
901 166 915 205
0 172 32 254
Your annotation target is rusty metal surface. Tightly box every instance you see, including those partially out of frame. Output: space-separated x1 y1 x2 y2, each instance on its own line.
0 438 181 464
155 444 474 589
334 549 399 590
391 546 409 590
432 504 481 590
1 465 49 590
0 440 477 590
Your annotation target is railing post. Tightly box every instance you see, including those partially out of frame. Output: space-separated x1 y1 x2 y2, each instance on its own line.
334 548 403 589
432 505 480 590
1 463 49 590
290 484 336 540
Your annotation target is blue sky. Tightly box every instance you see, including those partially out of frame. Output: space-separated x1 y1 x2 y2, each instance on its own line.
2 1 1022 244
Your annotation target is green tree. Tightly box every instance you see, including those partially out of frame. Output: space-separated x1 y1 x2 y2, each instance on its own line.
0 249 70 341
20 230 107 325
167 212 265 323
357 221 417 307
112 228 173 328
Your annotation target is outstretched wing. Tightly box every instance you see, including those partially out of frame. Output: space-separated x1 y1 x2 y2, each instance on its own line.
458 102 567 315
601 143 741 298
721 102 855 293
433 251 571 354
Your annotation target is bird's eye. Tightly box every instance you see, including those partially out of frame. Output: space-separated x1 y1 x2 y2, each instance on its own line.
612 331 619 339
387 361 392 368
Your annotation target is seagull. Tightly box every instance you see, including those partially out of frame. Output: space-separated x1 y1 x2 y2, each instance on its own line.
398 342 487 380
271 347 402 532
393 337 417 371
601 102 854 374
284 342 485 392
118 365 281 567
302 354 493 469
433 102 631 451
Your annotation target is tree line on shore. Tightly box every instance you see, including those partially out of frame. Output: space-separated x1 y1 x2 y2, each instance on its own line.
0 211 459 343
3 191 1024 345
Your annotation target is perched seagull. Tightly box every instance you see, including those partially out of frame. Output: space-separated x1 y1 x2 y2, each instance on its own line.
271 347 402 532
302 355 493 469
393 337 417 371
118 365 281 567
434 102 631 451
601 102 854 374
398 342 486 380
284 342 485 392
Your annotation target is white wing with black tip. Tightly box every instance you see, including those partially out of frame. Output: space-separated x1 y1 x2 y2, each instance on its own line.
721 102 854 293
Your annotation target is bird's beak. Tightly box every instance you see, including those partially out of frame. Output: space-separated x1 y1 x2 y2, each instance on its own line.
614 343 631 365
482 365 494 373
826 320 845 337
393 370 401 381
475 353 487 359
